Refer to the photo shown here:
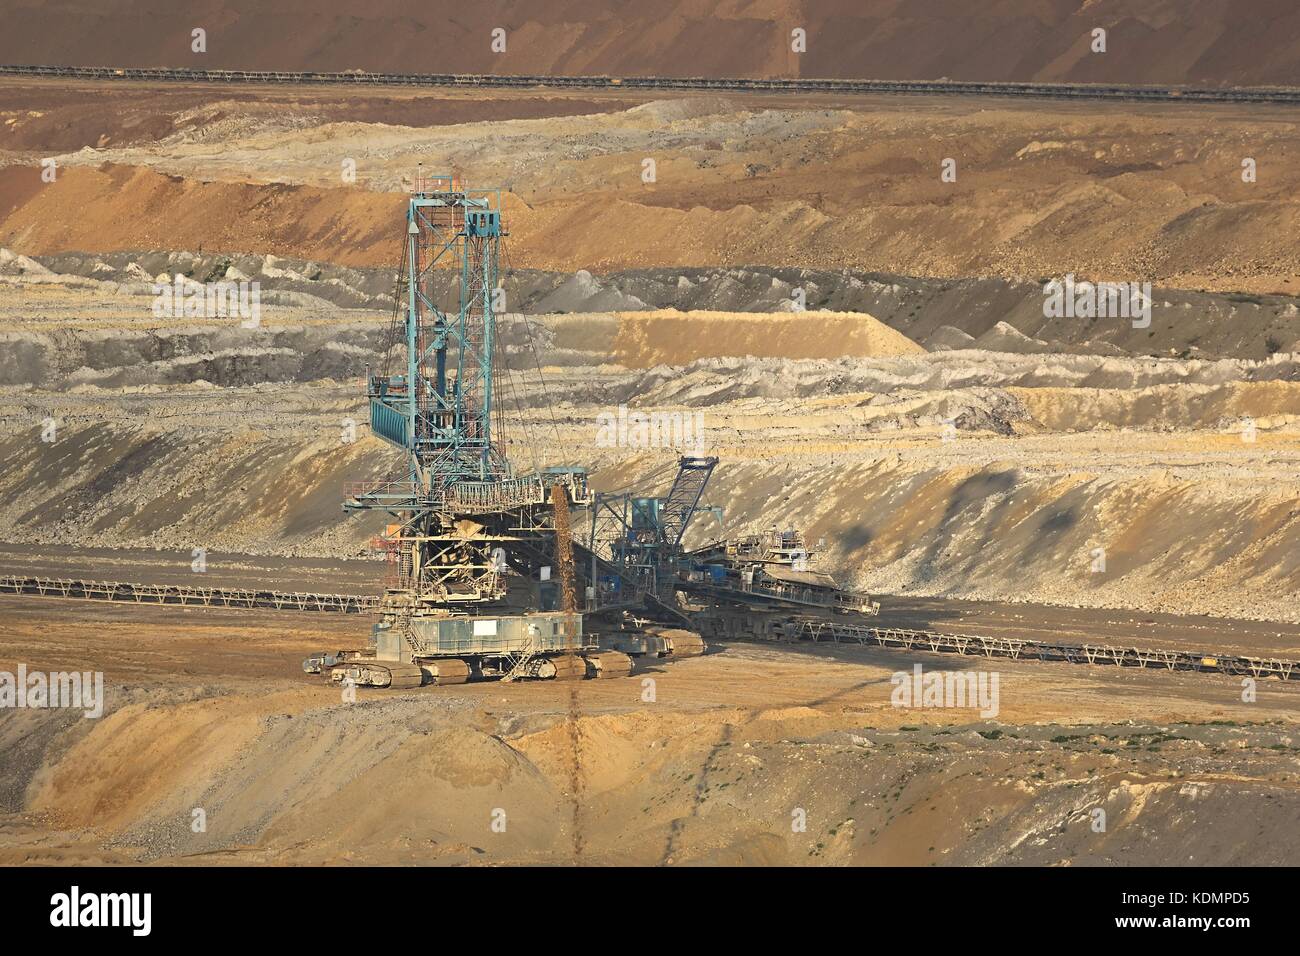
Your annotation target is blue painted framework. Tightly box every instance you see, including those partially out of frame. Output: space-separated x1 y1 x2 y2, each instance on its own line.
350 179 508 512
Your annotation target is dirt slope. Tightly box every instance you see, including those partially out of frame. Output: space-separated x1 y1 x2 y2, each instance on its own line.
607 309 925 366
3 2 1300 86
6 90 1300 296
3 614 1298 867
0 164 405 268
1 367 1296 621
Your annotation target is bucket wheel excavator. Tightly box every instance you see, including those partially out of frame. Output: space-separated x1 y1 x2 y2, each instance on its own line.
303 178 636 688
303 178 874 689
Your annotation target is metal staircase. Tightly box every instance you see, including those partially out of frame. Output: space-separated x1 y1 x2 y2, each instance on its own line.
500 637 536 682
390 604 427 656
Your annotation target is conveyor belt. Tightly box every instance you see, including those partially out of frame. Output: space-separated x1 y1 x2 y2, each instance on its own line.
4 64 1300 105
786 619 1300 682
0 575 379 613
5 572 1295 682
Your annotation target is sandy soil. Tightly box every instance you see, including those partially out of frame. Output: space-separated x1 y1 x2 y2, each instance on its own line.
1 588 1298 867
4 82 1300 295
607 309 926 365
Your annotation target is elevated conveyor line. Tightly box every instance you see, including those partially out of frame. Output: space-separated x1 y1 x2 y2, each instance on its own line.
0 575 380 613
3 64 1300 106
785 620 1300 683
4 574 1294 682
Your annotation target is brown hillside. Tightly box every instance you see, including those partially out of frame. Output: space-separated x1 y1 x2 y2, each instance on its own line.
2 1 1300 86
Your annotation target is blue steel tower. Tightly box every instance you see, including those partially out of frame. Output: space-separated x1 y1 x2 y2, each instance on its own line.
345 177 589 619
369 178 506 493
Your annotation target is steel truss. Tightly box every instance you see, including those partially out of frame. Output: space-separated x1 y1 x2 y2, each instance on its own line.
787 620 1300 682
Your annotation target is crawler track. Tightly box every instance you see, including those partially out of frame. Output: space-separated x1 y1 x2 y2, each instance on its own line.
3 64 1300 105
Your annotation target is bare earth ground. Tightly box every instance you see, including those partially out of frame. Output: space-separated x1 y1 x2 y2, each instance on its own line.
4 79 1300 294
1 585 1299 866
0 77 1297 866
